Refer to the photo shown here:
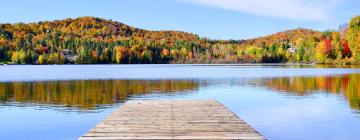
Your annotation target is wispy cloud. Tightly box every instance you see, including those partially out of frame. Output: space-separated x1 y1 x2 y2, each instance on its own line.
179 0 342 21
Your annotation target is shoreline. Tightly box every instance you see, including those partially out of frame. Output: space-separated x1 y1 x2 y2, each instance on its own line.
2 62 360 66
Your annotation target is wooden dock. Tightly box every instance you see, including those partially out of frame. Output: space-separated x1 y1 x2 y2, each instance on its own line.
80 100 265 140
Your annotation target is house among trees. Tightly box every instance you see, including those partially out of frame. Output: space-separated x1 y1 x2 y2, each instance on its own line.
288 47 297 53
62 49 78 63
62 49 70 55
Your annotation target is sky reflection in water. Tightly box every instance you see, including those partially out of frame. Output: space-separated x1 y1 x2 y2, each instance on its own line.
0 66 360 140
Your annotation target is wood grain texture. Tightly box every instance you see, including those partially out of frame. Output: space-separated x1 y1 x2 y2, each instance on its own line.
80 100 265 140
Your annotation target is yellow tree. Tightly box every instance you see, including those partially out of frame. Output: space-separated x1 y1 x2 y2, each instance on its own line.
11 51 19 63
115 46 128 64
316 41 326 63
346 16 360 62
38 54 45 64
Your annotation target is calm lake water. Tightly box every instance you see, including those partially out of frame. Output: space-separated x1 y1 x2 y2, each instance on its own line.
0 64 360 140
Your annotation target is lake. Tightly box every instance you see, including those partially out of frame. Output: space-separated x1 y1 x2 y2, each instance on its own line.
0 64 360 140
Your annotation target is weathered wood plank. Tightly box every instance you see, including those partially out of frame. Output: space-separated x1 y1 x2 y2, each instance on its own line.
79 100 265 140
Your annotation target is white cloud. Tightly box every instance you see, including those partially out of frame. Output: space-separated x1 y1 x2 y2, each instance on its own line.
179 0 342 21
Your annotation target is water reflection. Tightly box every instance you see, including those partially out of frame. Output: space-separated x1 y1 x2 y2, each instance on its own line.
253 74 360 111
1 74 360 113
0 80 200 109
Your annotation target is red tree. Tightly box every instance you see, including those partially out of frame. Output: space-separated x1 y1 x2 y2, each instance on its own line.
323 38 332 55
341 39 351 58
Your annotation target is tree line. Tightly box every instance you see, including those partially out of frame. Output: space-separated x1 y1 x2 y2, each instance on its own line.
0 16 360 64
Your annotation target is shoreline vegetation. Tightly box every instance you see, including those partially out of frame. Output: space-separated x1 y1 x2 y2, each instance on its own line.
0 16 360 65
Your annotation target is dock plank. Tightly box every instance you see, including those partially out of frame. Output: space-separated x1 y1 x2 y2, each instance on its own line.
79 100 265 140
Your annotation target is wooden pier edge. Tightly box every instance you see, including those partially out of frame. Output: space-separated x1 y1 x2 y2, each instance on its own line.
79 99 266 140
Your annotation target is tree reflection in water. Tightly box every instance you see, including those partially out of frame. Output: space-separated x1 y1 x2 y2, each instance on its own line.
0 80 199 109
1 75 360 113
253 74 360 111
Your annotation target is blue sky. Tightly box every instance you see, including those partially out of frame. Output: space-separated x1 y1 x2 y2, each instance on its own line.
0 0 359 39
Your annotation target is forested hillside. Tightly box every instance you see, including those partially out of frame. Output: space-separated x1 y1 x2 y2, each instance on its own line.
0 16 359 64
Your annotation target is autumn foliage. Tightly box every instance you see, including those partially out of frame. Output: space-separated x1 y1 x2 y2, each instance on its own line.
0 16 359 64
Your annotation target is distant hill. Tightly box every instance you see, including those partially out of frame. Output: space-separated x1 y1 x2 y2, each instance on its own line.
241 29 321 47
0 16 357 64
1 16 201 43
